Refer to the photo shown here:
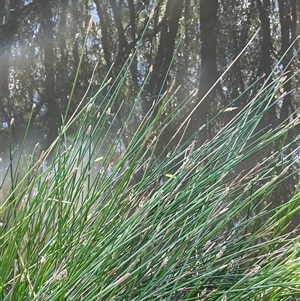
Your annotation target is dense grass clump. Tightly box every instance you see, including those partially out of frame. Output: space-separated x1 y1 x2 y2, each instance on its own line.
0 33 300 300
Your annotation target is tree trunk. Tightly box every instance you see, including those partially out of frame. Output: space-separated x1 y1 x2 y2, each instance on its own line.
190 0 219 143
278 0 293 122
41 1 60 148
144 0 184 115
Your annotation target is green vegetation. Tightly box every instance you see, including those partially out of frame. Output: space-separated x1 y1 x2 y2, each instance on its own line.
0 30 300 301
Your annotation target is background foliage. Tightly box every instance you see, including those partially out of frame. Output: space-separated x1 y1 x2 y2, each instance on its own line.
1 0 299 139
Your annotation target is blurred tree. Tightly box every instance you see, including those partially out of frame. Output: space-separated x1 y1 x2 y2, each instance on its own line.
41 0 59 147
190 0 219 143
0 0 299 158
